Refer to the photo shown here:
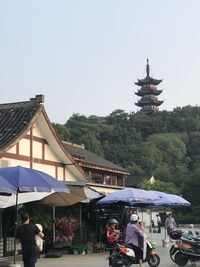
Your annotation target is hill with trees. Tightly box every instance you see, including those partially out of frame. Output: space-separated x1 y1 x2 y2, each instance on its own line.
53 106 200 222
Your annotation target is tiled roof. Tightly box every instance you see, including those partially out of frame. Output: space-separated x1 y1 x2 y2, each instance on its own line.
0 95 43 151
63 142 129 174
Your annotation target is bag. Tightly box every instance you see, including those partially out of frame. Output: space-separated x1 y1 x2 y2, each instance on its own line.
35 224 44 252
36 238 44 252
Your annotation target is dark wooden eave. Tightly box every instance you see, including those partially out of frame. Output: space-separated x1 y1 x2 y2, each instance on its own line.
135 77 162 86
63 142 129 175
135 88 162 97
135 99 164 107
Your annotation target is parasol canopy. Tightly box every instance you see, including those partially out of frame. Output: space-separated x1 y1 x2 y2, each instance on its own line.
97 187 161 206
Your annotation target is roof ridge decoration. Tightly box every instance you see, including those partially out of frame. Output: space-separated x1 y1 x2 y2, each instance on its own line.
146 58 150 77
0 95 44 110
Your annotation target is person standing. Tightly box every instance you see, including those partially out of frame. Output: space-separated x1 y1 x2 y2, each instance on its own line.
17 213 44 267
165 213 176 241
156 214 162 233
125 214 144 267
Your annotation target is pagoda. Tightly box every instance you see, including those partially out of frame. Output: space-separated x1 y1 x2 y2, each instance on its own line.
135 59 163 113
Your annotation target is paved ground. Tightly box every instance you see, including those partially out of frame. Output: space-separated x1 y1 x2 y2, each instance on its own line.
2 227 200 267
13 247 197 267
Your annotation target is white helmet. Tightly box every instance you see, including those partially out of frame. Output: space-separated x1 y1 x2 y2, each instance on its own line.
108 219 118 225
130 214 139 222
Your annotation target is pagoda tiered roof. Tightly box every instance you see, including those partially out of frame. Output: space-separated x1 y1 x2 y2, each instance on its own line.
135 76 162 86
135 87 162 96
134 59 164 113
135 99 163 107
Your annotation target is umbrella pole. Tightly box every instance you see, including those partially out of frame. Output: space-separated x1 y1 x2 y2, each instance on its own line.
150 208 153 242
164 208 167 240
79 203 83 243
14 189 19 264
52 206 55 252
141 209 144 223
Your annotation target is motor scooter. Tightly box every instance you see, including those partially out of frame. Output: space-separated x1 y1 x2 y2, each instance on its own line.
107 240 160 267
170 230 200 266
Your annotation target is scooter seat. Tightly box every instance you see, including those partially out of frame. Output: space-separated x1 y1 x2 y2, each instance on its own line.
181 238 200 245
192 237 200 242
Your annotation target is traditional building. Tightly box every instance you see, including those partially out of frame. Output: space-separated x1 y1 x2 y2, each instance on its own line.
0 95 90 183
135 59 163 113
63 142 129 187
0 95 129 256
0 95 95 256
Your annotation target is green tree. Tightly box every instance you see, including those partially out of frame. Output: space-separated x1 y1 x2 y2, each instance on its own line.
52 123 71 141
53 105 200 213
139 179 179 194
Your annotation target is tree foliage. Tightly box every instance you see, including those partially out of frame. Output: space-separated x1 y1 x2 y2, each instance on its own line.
52 105 200 208
139 179 179 194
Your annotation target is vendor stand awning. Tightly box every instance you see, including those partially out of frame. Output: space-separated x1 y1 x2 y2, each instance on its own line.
0 192 52 208
87 183 123 196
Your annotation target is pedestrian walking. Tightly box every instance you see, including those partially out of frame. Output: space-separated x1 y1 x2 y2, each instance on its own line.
17 213 44 267
156 214 162 233
165 213 176 241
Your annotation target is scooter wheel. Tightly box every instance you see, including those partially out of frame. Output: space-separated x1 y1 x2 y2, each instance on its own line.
170 245 179 262
147 254 160 267
170 245 177 256
111 256 123 267
174 252 188 266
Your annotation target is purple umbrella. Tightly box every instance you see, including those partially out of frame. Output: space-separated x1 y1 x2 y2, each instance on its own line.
97 187 161 206
149 191 191 207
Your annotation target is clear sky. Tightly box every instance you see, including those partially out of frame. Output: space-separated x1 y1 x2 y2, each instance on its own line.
0 0 200 123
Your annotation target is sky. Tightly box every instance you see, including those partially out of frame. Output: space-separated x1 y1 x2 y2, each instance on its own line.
0 0 200 123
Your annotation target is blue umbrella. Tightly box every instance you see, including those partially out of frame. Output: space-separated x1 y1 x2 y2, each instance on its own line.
169 194 191 206
149 191 191 207
97 187 161 206
0 175 16 195
0 166 69 193
0 165 69 263
148 191 191 240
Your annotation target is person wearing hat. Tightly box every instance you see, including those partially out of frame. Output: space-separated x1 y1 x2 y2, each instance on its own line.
125 214 144 267
106 219 119 267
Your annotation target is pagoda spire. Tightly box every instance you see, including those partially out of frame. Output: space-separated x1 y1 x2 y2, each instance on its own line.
146 58 150 77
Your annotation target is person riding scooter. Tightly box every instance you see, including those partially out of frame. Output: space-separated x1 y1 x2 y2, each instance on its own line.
125 214 144 267
106 219 119 267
